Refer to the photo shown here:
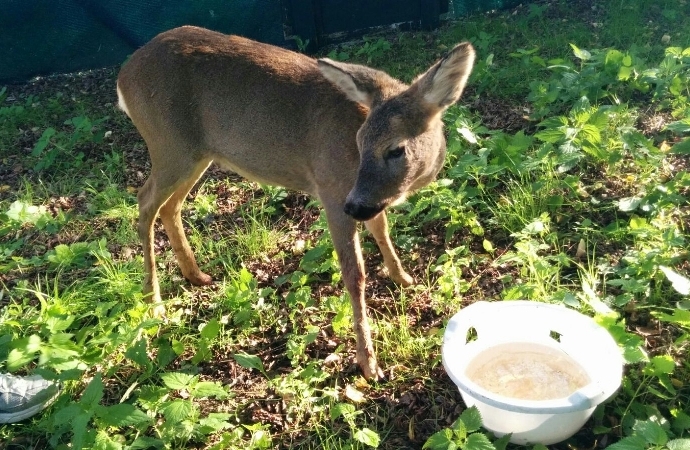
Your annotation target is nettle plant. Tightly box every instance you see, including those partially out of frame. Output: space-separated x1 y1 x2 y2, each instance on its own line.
534 96 659 172
31 115 109 171
527 45 690 120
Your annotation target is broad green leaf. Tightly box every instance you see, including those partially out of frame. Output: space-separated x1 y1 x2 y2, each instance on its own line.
677 300 690 310
665 119 690 134
465 433 495 450
605 435 646 450
7 334 42 371
647 385 673 399
198 413 232 434
191 381 229 399
52 404 82 427
633 419 668 445
605 49 624 67
493 433 512 450
331 402 356 420
482 239 494 253
667 439 690 450
156 339 177 368
654 309 690 327
593 425 612 434
94 430 123 450
423 429 453 450
671 138 690 155
538 116 569 128
200 318 221 340
643 355 676 376
301 245 326 262
623 345 649 364
192 339 212 365
580 124 602 144
629 216 647 229
81 374 104 409
72 411 94 450
523 219 547 235
238 267 254 284
6 201 48 225
559 140 580 155
129 436 165 450
247 427 272 448
452 415 467 441
161 372 195 390
162 399 194 422
670 75 683 96
672 410 690 432
31 127 56 156
97 403 151 427
354 427 381 448
171 339 185 355
460 407 483 433
125 338 151 369
233 352 265 373
618 65 633 80
534 128 565 143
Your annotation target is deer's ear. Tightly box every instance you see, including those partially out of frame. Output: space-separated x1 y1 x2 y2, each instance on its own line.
318 59 383 108
413 42 476 112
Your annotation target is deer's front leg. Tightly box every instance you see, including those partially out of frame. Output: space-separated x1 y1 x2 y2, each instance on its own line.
365 210 414 286
324 203 383 380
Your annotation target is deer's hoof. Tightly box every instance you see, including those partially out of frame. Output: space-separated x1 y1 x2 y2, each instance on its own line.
150 302 167 319
391 271 414 287
357 352 385 381
188 271 213 286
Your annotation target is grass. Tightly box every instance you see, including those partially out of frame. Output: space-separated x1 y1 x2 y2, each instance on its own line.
1 0 690 449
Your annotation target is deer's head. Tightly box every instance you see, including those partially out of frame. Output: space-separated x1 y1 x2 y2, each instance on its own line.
318 42 476 221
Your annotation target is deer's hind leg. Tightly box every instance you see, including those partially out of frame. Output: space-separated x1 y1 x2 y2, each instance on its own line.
137 149 212 314
158 159 214 286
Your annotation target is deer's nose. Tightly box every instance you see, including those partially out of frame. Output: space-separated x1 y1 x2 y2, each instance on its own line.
344 201 382 221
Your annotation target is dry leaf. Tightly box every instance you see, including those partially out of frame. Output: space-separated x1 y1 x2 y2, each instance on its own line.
634 326 660 337
354 377 370 389
576 238 587 259
344 384 366 403
323 353 341 366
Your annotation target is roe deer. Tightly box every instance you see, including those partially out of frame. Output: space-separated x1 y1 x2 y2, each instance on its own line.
116 26 475 379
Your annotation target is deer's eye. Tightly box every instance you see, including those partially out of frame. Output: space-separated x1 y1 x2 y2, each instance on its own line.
386 146 405 160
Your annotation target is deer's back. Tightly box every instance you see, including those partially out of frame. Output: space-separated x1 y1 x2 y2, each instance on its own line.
117 26 365 196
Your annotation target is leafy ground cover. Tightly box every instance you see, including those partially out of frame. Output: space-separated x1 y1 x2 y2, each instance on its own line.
1 0 689 449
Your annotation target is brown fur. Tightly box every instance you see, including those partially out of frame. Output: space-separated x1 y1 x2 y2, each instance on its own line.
117 26 475 379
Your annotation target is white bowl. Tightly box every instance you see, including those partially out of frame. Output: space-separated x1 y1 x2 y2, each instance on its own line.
442 301 623 445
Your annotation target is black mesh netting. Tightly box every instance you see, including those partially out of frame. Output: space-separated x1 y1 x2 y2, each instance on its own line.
0 0 284 83
1 0 522 83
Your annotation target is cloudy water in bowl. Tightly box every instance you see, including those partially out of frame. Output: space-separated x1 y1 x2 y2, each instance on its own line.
465 342 591 401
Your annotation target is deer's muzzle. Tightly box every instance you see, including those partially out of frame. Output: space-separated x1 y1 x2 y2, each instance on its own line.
344 201 384 221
